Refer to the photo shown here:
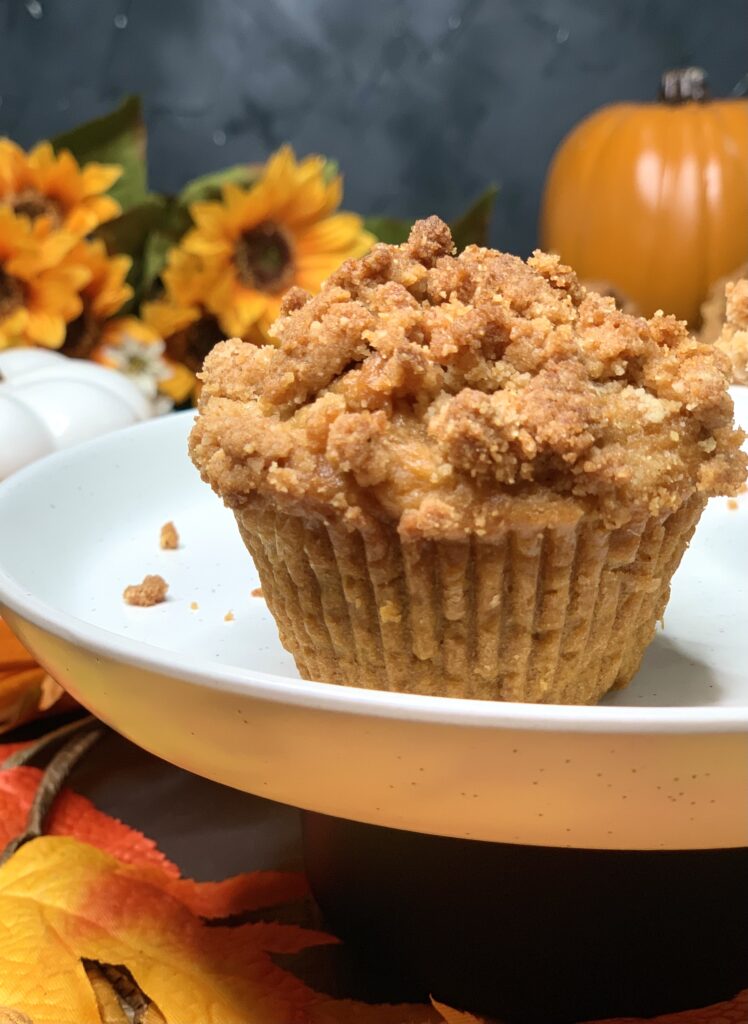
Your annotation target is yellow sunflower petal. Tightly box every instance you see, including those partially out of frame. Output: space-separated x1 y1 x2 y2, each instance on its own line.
182 226 234 258
80 161 122 196
29 273 85 324
7 229 77 278
296 213 371 254
24 309 68 348
220 181 274 231
208 276 267 337
189 199 229 235
65 195 121 236
0 307 30 349
101 315 162 347
142 298 202 339
159 360 196 403
26 140 57 174
39 148 83 199
261 295 284 327
262 144 297 199
282 177 340 227
0 138 27 194
294 264 346 293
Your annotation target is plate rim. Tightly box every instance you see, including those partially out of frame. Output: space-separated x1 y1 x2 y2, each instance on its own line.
1 409 747 736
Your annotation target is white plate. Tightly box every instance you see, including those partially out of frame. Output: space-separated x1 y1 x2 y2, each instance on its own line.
0 393 747 851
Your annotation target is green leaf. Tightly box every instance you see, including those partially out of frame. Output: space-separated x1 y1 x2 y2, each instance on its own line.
94 194 166 259
449 184 499 252
363 216 411 245
94 195 169 307
140 200 193 297
321 158 340 185
364 186 499 252
178 164 258 209
50 96 147 212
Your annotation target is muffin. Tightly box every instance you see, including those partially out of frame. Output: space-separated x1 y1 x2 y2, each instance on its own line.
714 278 748 385
189 217 746 704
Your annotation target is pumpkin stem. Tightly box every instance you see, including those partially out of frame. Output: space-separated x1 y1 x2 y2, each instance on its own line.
660 67 710 103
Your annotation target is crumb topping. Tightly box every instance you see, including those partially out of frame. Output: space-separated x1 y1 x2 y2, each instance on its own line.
190 217 747 537
715 278 748 385
123 574 168 607
159 521 180 550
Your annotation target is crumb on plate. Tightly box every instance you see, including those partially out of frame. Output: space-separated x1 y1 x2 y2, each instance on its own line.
224 610 235 621
727 498 739 510
123 574 168 607
160 521 180 549
190 601 199 610
251 587 264 598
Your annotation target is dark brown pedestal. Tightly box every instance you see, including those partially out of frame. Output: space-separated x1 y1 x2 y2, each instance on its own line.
303 812 748 1024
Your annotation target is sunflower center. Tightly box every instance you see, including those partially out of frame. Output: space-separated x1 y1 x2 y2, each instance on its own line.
168 315 225 373
10 189 63 226
0 269 24 319
235 222 294 293
62 311 99 359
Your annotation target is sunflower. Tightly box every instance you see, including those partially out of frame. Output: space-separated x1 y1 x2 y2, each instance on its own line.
0 138 121 237
141 247 226 396
62 239 133 358
0 207 90 349
146 145 374 343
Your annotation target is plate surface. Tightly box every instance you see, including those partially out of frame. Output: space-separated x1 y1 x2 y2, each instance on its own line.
0 392 747 850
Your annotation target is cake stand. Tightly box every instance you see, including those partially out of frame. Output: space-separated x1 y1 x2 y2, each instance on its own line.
0 396 746 1022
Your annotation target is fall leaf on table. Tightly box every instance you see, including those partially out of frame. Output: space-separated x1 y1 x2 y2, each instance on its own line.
0 836 331 1024
308 999 439 1023
0 736 744 1024
0 737 432 1024
0 740 308 917
588 989 748 1024
0 619 77 734
429 1001 485 1024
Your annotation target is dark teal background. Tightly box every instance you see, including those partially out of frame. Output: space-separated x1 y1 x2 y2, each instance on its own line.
1 0 746 255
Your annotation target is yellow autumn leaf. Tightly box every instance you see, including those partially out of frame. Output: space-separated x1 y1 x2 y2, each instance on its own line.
430 999 486 1023
0 1010 33 1024
0 835 332 1024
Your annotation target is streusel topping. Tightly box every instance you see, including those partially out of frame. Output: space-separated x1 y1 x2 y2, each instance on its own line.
190 217 746 537
715 278 748 385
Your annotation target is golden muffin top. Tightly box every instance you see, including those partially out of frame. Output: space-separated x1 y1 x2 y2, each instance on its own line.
715 278 748 385
190 217 746 538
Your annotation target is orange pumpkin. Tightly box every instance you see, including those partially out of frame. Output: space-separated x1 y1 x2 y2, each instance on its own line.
540 68 748 324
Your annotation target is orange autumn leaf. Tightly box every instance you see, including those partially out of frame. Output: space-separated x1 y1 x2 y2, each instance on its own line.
0 764 178 875
2 744 745 1024
309 1001 439 1024
0 759 308 918
589 989 748 1024
0 619 75 733
430 1000 484 1024
0 836 332 1024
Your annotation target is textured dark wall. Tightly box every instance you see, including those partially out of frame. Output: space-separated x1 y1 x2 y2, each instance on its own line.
1 0 746 256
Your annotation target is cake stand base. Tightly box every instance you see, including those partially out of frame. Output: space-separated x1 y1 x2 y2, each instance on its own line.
303 812 748 1023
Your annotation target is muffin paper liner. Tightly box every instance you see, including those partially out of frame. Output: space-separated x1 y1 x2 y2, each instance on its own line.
234 496 704 704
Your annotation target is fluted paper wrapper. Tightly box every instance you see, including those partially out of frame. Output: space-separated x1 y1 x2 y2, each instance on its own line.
234 497 704 704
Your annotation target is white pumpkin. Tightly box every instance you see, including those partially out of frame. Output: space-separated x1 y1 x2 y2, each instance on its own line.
0 350 153 480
